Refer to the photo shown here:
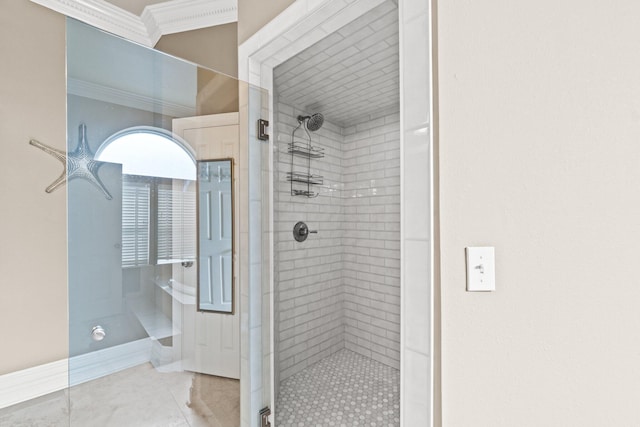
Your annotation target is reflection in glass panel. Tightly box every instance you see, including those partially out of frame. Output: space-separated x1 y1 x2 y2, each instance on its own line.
198 160 233 313
121 178 151 267
66 18 241 426
96 127 196 180
119 173 196 268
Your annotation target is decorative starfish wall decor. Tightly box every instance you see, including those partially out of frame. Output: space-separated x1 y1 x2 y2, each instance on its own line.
29 123 113 200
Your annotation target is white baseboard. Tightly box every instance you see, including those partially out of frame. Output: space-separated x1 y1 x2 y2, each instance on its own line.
0 338 153 410
69 338 152 387
0 359 67 410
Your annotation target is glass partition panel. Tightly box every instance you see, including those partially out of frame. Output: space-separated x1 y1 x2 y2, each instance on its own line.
66 18 269 426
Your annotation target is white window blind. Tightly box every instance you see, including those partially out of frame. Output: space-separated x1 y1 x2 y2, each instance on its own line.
157 183 196 264
122 181 150 267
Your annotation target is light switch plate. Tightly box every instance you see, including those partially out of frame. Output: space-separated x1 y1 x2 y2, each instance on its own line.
466 247 495 291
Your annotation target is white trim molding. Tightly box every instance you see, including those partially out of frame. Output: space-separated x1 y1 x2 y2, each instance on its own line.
0 338 153 410
30 0 149 45
67 78 196 118
141 0 237 46
0 359 68 410
29 0 237 47
68 338 152 387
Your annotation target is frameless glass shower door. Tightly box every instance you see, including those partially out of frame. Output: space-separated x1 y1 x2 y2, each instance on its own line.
66 18 271 426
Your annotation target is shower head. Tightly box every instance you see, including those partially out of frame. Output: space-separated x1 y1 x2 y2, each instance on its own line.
297 113 324 132
306 113 324 131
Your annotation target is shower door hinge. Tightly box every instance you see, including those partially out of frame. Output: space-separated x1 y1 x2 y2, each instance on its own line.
258 119 269 141
259 406 272 427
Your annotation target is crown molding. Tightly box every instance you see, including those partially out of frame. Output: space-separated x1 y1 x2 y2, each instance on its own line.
30 0 237 47
68 78 196 117
30 0 150 45
142 0 237 46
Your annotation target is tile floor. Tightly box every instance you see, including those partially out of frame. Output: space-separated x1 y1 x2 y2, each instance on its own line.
0 363 239 427
276 349 400 426
1 350 400 426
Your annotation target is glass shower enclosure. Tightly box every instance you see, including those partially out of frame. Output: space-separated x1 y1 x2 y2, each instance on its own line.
65 19 270 426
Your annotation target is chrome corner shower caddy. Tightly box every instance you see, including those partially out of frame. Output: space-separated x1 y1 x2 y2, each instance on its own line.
287 113 325 198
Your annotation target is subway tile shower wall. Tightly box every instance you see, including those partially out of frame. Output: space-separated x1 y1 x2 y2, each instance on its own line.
342 113 401 369
274 99 400 384
274 100 346 383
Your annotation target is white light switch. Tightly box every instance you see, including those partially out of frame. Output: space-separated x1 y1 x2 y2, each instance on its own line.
466 247 495 291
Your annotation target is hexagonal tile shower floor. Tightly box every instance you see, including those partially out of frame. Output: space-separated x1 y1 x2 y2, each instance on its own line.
276 349 400 426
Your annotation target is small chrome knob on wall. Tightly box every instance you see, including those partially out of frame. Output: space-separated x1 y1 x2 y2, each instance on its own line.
91 325 106 341
293 221 317 242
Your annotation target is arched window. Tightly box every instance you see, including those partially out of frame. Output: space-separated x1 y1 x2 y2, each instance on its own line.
95 126 196 180
96 127 196 267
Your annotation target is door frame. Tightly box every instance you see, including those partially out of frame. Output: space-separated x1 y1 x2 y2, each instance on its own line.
239 0 436 425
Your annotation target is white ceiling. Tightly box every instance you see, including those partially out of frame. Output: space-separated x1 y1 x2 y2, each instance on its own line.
273 0 399 128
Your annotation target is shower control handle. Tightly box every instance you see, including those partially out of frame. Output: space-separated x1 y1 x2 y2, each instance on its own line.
293 221 317 242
